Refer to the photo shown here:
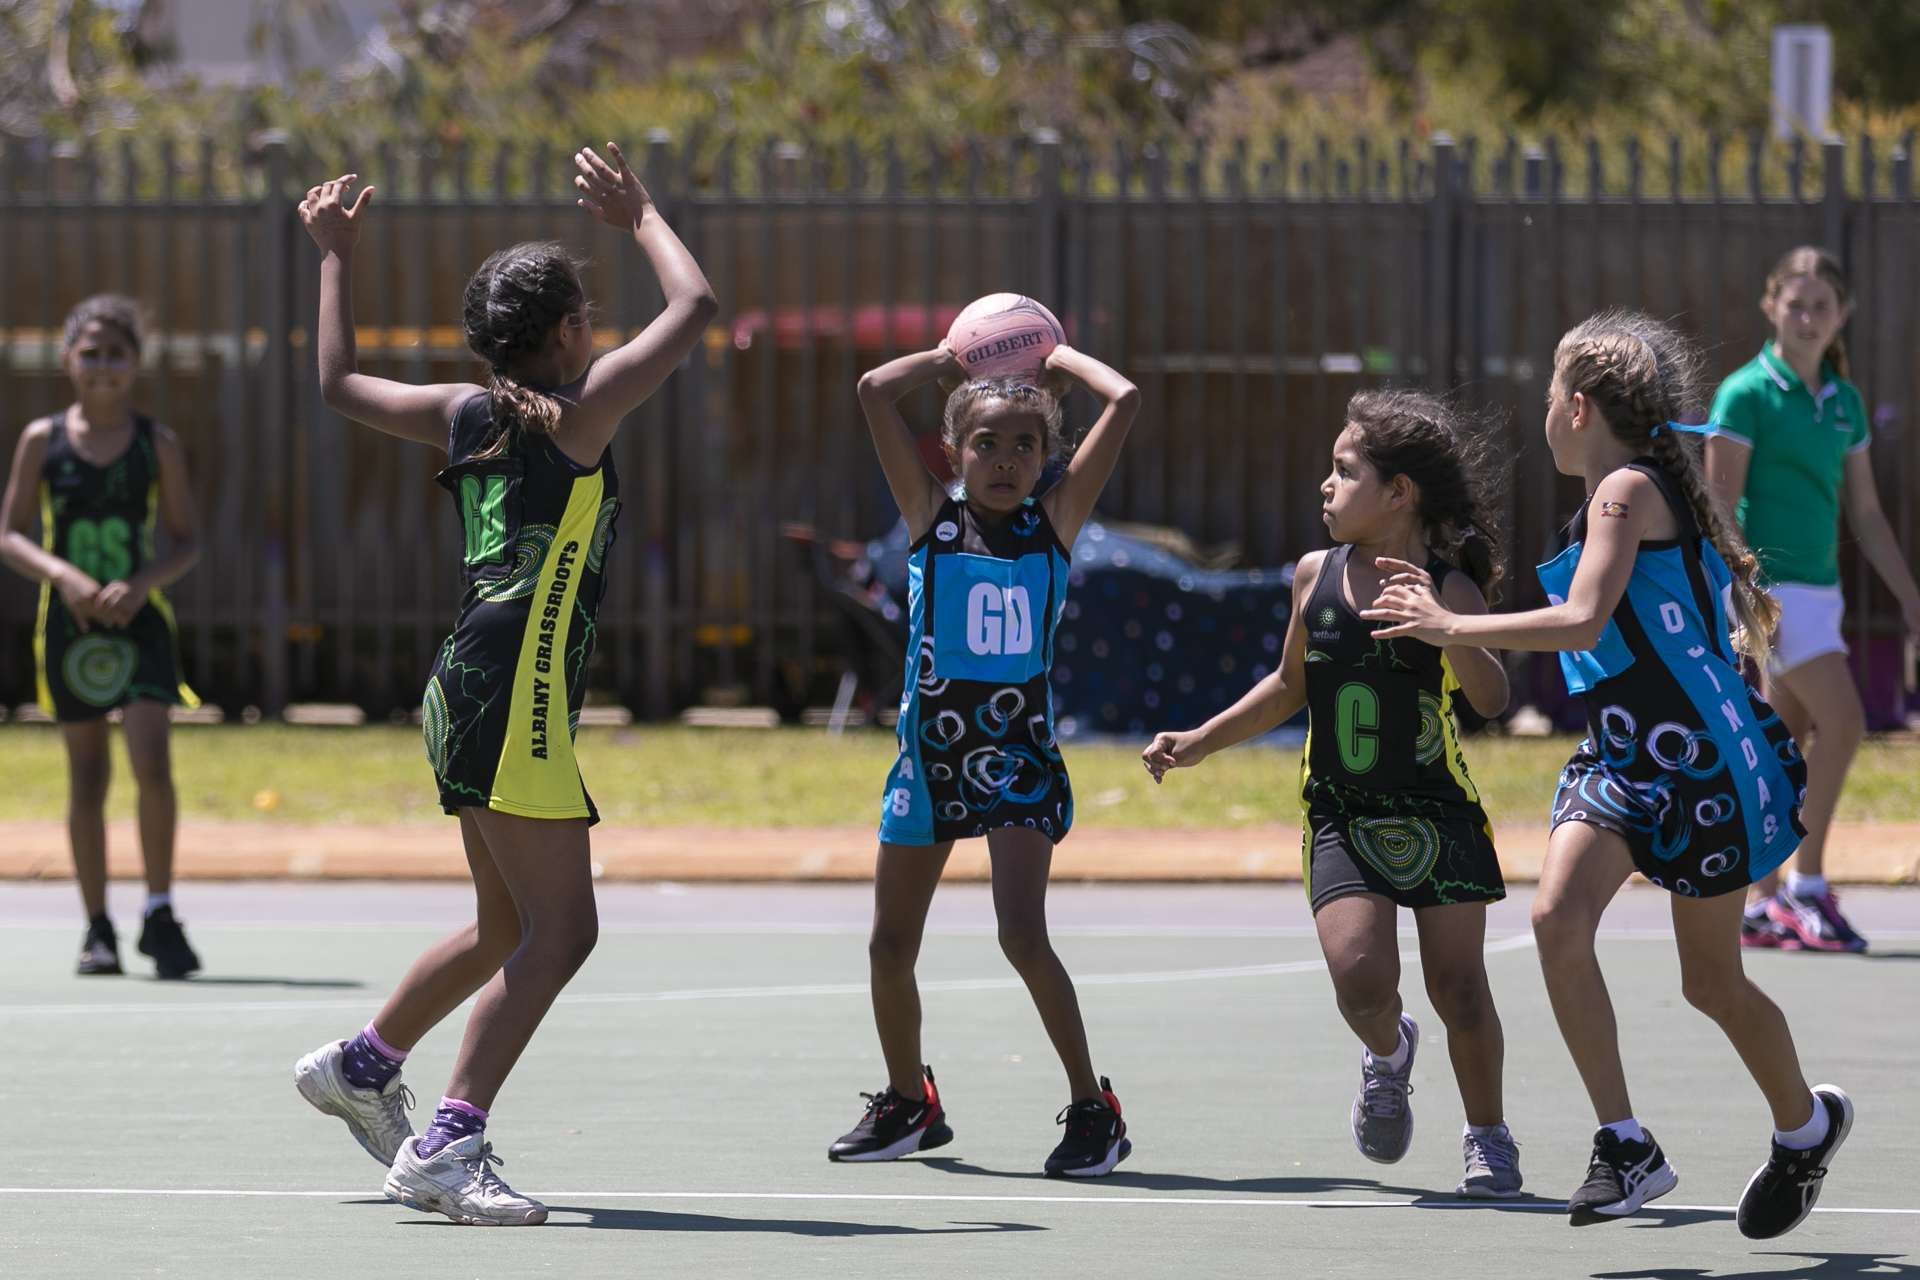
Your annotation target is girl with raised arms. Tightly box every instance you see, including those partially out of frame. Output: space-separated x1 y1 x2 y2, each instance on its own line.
290 146 716 1225
1143 390 1523 1198
828 342 1139 1177
1362 310 1848 1237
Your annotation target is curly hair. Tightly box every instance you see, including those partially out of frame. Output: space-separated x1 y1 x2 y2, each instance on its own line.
1763 246 1850 380
1344 389 1512 603
1553 309 1778 661
941 378 1069 461
461 242 586 456
62 294 145 356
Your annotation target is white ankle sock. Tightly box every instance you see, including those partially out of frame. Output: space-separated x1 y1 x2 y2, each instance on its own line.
144 893 172 917
1368 1028 1412 1073
1466 1122 1507 1139
1775 1097 1831 1151
1744 897 1772 919
1601 1118 1645 1145
1786 872 1828 899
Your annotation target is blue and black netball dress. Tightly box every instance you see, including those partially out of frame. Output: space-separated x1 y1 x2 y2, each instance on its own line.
1298 543 1504 912
1540 461 1806 896
879 495 1073 845
421 394 619 822
34 413 198 722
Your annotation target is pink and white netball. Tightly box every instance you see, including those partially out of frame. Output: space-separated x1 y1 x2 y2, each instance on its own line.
946 294 1064 379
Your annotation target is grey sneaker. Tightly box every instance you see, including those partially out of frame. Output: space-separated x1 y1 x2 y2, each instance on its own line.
384 1134 549 1226
1351 1014 1418 1163
294 1039 415 1165
1458 1124 1524 1198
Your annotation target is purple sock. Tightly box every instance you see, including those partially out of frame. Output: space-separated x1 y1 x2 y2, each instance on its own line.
414 1098 488 1160
339 1024 407 1092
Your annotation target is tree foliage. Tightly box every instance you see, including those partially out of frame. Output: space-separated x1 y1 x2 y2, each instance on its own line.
0 0 1913 173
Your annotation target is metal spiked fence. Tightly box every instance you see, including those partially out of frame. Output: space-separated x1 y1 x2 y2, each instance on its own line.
2 130 1915 725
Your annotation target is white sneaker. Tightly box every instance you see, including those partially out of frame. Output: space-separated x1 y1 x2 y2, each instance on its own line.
384 1134 549 1226
294 1039 414 1165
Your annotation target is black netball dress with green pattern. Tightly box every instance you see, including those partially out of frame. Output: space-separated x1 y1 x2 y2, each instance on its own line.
34 413 198 722
1298 543 1504 911
421 393 619 822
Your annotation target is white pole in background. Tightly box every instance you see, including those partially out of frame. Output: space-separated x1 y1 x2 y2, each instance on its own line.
1772 24 1833 142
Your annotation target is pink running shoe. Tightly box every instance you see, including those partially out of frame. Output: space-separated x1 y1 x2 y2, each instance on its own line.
1766 888 1868 954
1741 909 1799 950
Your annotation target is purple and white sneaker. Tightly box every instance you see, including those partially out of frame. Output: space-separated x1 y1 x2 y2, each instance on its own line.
1767 889 1867 953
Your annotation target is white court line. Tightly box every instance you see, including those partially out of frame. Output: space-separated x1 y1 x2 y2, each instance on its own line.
0 1187 1910 1216
0 935 1536 1018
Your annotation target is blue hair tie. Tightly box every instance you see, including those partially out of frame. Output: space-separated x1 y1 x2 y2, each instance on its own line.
1650 421 1714 437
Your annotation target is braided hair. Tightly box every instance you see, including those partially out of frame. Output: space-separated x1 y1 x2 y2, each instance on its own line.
1553 309 1779 661
1344 389 1511 603
62 294 145 356
461 242 586 457
941 378 1069 459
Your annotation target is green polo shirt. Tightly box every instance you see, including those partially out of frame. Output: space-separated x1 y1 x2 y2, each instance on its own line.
1708 344 1870 587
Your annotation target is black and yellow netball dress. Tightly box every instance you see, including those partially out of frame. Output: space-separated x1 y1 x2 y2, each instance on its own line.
1298 544 1504 912
35 413 198 722
422 394 620 822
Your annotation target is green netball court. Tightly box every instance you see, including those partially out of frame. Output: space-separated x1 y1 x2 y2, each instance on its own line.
1 880 1914 1279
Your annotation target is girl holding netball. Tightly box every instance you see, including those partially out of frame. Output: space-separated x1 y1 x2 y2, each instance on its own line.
829 335 1138 1177
1708 247 1920 954
0 295 203 980
1364 311 1849 1238
291 146 715 1225
1144 391 1523 1199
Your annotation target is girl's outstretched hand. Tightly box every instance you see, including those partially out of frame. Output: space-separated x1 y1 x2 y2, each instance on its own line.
575 143 653 230
1359 555 1453 643
299 176 373 254
1142 730 1207 782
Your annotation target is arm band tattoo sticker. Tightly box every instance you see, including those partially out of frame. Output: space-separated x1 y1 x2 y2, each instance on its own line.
1597 501 1629 519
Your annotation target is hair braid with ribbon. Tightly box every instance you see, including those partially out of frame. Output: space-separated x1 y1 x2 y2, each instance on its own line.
1553 309 1778 660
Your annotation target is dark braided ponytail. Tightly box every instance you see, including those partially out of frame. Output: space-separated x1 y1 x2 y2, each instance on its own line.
1553 309 1778 660
1345 389 1511 603
461 242 587 457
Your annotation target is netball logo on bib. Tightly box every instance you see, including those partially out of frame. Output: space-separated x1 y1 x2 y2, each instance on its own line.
934 552 1051 683
64 634 138 707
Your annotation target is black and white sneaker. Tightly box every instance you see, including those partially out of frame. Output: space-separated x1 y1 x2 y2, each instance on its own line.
137 905 200 979
1737 1085 1853 1240
827 1065 952 1162
76 915 123 976
1567 1127 1679 1225
1044 1077 1131 1178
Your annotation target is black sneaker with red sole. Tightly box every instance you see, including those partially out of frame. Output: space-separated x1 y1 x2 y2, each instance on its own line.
827 1065 953 1162
1044 1077 1131 1178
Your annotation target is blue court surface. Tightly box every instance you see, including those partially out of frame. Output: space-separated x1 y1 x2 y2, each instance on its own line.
1 879 1915 1278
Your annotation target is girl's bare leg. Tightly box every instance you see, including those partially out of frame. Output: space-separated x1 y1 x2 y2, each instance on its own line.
988 828 1100 1103
1413 901 1505 1128
120 702 177 897
869 841 952 1099
1314 892 1405 1058
368 809 524 1049
1771 653 1863 882
1753 653 1861 890
441 810 598 1111
60 718 113 919
1531 822 1635 1125
1670 890 1815 1131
